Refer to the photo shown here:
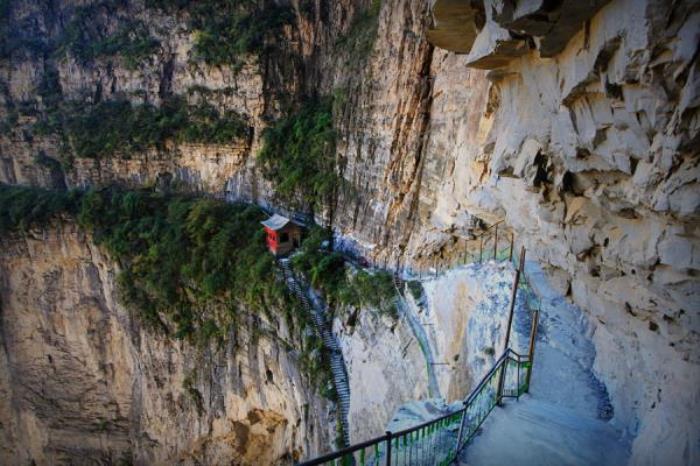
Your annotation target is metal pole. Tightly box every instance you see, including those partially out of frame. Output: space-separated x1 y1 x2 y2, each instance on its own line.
385 431 392 466
525 309 540 392
493 224 498 260
503 247 526 351
517 355 521 400
497 247 525 405
454 402 468 457
496 357 506 406
509 232 514 262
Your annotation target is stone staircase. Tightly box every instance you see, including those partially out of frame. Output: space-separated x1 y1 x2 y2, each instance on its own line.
278 259 352 447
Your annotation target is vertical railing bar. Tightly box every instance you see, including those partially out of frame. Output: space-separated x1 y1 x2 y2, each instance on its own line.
479 235 483 263
516 357 521 400
384 431 392 466
509 232 514 262
454 403 468 461
493 223 498 260
526 309 540 392
498 247 525 404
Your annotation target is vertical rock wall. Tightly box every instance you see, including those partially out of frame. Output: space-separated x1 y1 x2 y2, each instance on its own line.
0 224 333 465
0 0 697 463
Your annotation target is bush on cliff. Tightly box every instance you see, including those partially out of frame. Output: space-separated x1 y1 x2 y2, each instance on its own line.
146 0 293 68
258 99 339 212
291 226 397 317
0 184 293 342
34 97 251 160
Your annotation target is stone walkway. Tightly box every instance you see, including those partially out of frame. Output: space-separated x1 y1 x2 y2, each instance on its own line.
460 261 630 465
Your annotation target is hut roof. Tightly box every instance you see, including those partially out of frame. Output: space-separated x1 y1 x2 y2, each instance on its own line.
261 213 298 231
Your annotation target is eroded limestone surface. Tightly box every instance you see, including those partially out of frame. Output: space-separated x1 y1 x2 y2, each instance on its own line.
0 0 697 464
0 225 333 465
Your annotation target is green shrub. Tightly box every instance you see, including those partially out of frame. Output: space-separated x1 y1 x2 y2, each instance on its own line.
56 2 159 68
407 280 423 301
0 184 293 342
258 99 338 211
34 97 251 160
0 184 81 233
146 0 293 68
77 188 288 337
291 226 397 317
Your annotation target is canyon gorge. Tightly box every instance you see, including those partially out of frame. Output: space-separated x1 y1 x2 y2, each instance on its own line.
0 0 698 465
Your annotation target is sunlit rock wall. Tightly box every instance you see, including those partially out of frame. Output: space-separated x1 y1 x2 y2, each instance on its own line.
0 224 333 465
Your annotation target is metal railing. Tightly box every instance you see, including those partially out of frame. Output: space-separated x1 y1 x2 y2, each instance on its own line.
400 220 516 279
298 348 533 466
297 219 543 465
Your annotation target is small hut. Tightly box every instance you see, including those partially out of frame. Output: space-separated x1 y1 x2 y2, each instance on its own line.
261 214 303 256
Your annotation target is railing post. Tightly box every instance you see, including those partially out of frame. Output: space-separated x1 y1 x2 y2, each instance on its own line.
454 401 468 459
525 309 540 392
497 247 525 405
509 232 514 262
516 354 521 400
496 356 506 405
385 431 393 466
493 224 498 260
504 247 525 352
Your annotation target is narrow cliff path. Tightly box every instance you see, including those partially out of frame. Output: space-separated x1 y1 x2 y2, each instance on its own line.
279 259 352 447
393 276 442 399
460 261 630 466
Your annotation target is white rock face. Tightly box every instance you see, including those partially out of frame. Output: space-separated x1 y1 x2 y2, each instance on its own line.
334 306 430 443
420 261 526 401
332 0 700 462
0 0 697 463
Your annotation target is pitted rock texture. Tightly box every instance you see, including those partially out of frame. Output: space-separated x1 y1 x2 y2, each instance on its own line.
0 0 698 464
0 224 333 465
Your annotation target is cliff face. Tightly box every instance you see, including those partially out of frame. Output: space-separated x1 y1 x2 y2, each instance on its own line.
0 224 333 465
338 0 699 463
0 0 698 464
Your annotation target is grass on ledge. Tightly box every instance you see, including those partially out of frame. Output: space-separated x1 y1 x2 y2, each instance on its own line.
34 97 251 161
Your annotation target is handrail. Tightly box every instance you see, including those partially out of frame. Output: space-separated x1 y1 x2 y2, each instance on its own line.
298 220 542 465
481 218 504 231
464 349 514 405
297 348 532 466
405 218 513 278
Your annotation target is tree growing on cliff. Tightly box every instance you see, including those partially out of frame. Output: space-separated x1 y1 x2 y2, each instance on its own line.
257 98 340 219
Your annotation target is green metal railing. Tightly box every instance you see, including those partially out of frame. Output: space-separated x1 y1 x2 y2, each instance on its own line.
298 349 532 466
299 219 541 466
410 220 516 278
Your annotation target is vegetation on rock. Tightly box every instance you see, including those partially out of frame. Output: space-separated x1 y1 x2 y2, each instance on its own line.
291 226 397 318
0 183 82 231
258 98 339 212
0 184 291 343
34 97 251 160
146 0 293 69
335 0 382 65
58 8 159 69
1 0 159 65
